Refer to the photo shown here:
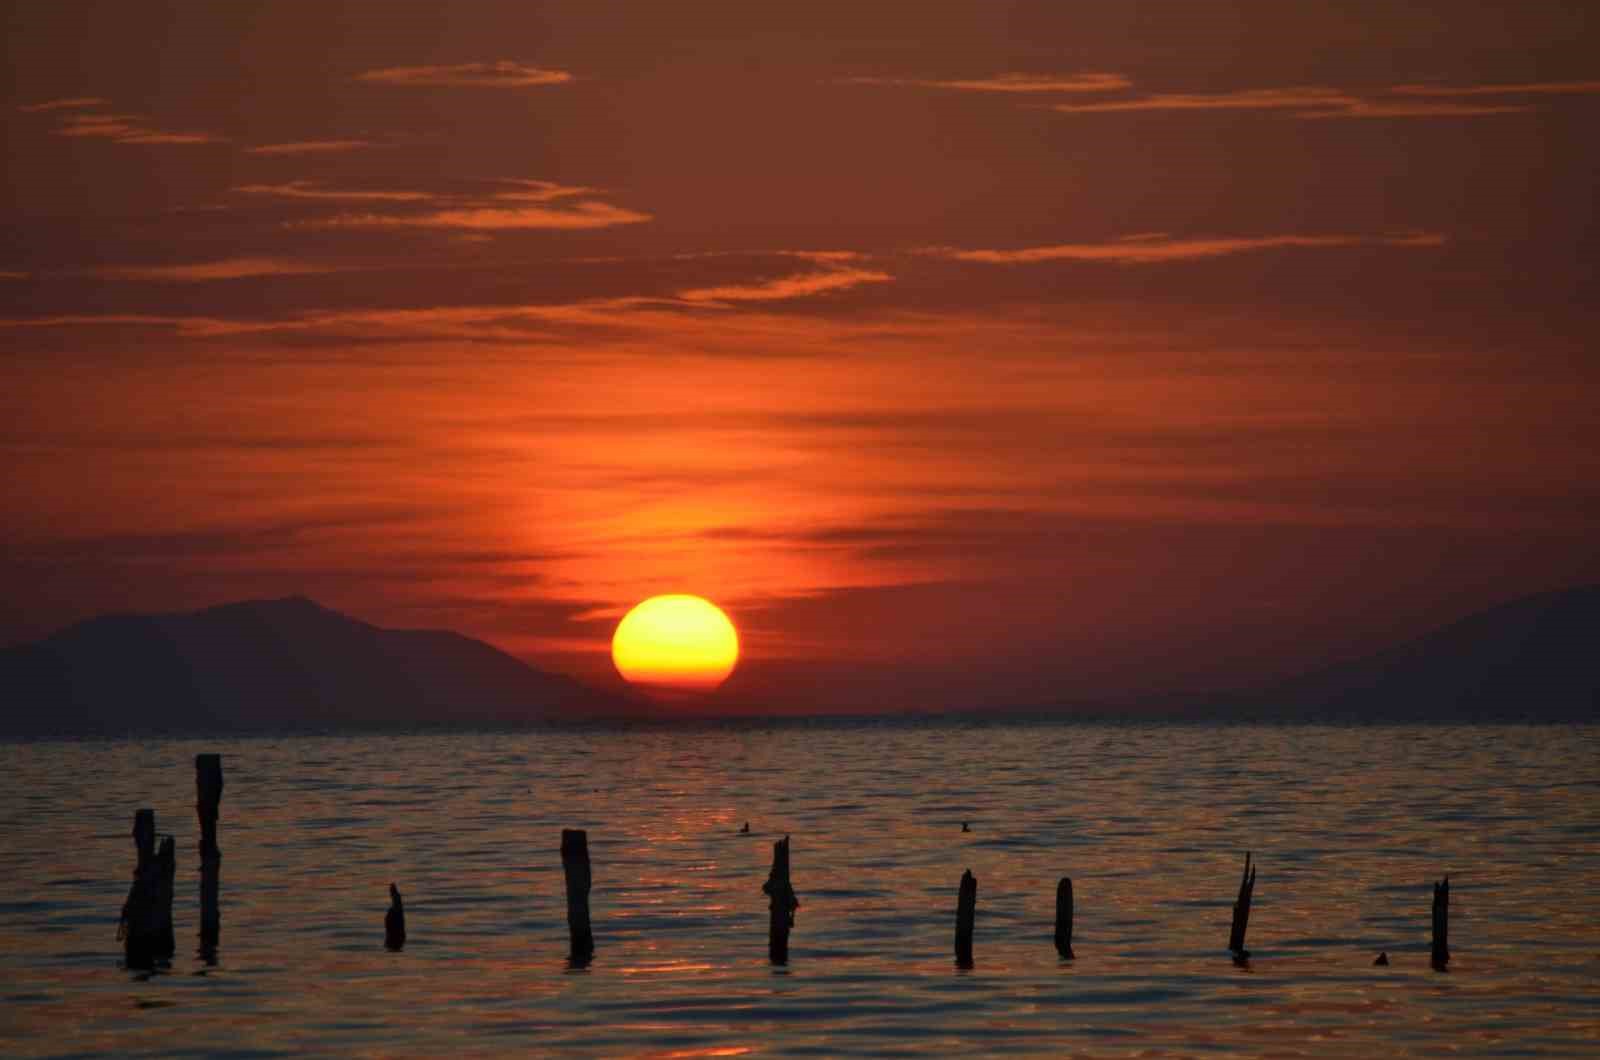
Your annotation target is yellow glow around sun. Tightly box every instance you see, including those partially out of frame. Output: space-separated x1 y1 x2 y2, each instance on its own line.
612 594 740 693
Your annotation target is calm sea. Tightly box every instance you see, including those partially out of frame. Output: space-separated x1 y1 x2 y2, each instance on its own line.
1 722 1596 1057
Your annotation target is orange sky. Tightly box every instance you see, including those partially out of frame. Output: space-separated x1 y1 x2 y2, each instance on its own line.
3 1 1598 711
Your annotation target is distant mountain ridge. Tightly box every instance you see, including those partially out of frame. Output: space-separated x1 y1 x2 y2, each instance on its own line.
0 596 621 738
1215 585 1600 722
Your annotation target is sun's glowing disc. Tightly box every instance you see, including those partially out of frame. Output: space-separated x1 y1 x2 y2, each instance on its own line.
611 594 739 694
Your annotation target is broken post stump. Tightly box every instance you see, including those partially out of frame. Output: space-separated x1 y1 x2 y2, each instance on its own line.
1431 876 1450 970
561 829 594 965
955 869 977 969
119 809 170 969
1228 851 1256 959
195 754 223 958
385 883 406 951
762 835 800 965
1055 877 1075 959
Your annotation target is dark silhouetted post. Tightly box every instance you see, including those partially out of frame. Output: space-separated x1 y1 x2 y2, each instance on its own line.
1431 876 1450 970
385 883 406 951
119 809 170 969
954 869 977 968
561 829 594 965
762 835 800 964
1055 877 1075 959
1228 852 1256 959
195 754 223 959
155 834 175 961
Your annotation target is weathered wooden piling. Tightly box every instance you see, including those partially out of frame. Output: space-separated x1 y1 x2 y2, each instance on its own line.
561 829 594 965
1431 876 1450 970
1227 852 1256 959
195 754 223 957
385 883 406 951
1055 877 1075 959
119 809 174 969
762 835 800 964
955 869 977 968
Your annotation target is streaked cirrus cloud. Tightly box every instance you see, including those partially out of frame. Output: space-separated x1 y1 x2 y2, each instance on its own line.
244 139 380 155
1389 79 1600 97
841 72 1130 94
1049 85 1534 118
17 97 107 113
927 231 1445 265
90 258 342 282
678 266 893 304
42 109 224 144
308 201 650 231
355 61 573 88
234 180 435 203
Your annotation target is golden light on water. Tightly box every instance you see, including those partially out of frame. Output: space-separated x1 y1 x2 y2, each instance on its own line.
612 594 739 694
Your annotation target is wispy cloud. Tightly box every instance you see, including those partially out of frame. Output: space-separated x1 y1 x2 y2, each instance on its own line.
46 110 224 144
1048 85 1533 119
17 97 107 113
234 180 434 203
230 178 644 232
842 72 1130 94
244 139 380 155
90 258 341 282
927 232 1445 265
308 201 650 231
678 266 892 303
1389 79 1600 98
355 61 573 88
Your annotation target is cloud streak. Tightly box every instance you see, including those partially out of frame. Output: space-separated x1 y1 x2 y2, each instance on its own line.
1389 79 1600 98
678 267 892 304
355 61 573 88
307 201 651 231
842 72 1130 94
244 139 380 155
927 232 1445 265
37 107 225 144
17 97 107 112
89 258 342 282
234 181 434 203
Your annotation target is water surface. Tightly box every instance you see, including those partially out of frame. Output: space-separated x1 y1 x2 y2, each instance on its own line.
1 722 1596 1056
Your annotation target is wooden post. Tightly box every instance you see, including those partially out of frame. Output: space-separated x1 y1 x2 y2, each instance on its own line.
762 835 800 964
1431 876 1450 970
385 883 406 951
1227 851 1256 959
561 829 594 965
119 809 166 969
954 869 977 969
1054 877 1075 959
196 754 223 958
155 834 175 962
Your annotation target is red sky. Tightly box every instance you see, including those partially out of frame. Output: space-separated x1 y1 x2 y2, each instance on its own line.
3 1 1598 711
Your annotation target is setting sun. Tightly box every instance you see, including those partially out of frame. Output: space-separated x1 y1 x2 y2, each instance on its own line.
612 594 740 694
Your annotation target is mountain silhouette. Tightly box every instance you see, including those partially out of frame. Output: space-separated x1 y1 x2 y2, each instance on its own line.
1 596 621 738
1222 585 1600 722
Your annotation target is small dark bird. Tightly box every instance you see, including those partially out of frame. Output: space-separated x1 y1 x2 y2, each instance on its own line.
1373 951 1389 966
740 821 750 834
384 883 406 951
961 822 970 833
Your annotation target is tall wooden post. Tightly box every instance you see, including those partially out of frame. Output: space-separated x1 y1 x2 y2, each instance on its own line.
1055 877 1075 959
1431 876 1450 970
561 829 594 965
385 883 407 951
954 869 977 969
1227 852 1256 959
762 836 800 964
119 809 168 969
196 754 223 959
